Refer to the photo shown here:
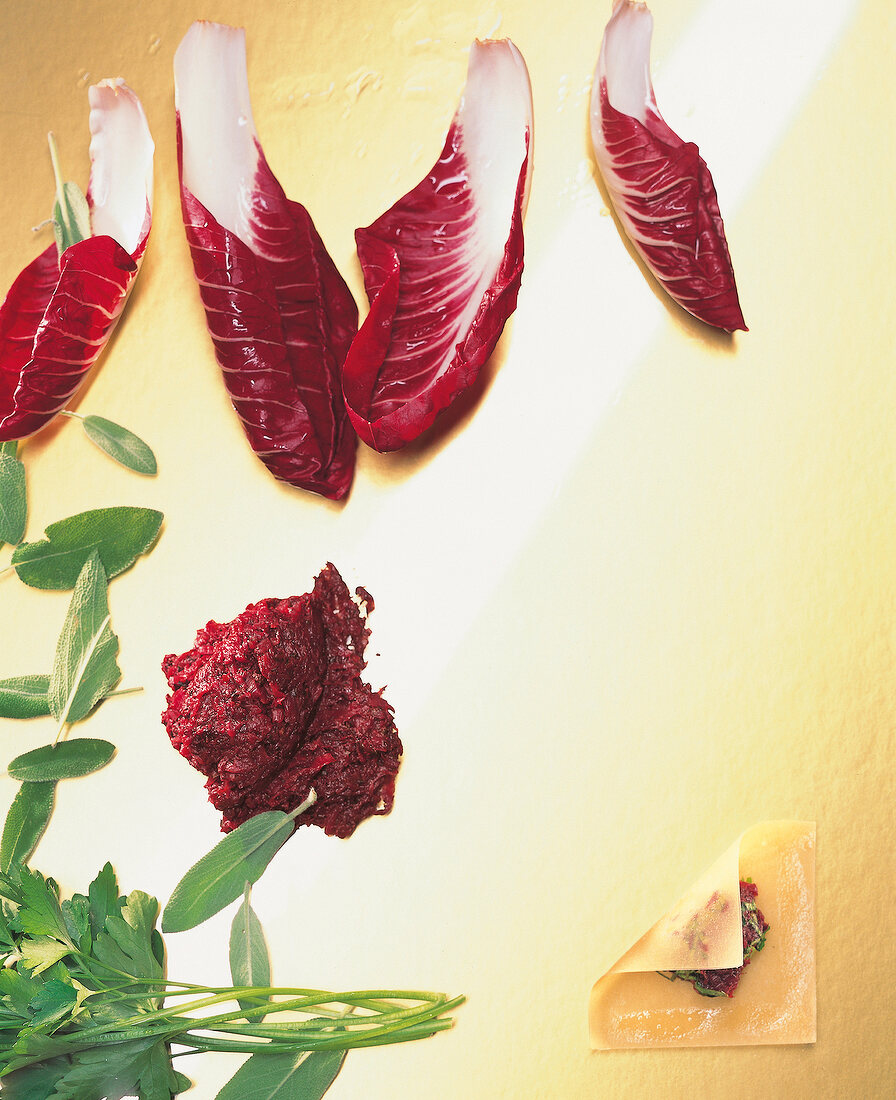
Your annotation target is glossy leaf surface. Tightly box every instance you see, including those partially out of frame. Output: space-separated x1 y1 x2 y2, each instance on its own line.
589 1 746 331
343 38 533 451
0 81 153 441
175 22 357 499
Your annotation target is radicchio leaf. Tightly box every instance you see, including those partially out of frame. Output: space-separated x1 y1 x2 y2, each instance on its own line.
342 38 534 452
0 81 154 441
589 1 746 332
174 21 358 501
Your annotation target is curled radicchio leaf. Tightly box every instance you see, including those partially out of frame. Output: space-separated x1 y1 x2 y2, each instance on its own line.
590 1 746 332
0 81 153 442
342 38 534 452
175 21 358 500
161 564 401 839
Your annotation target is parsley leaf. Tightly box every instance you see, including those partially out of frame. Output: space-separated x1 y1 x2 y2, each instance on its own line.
13 870 73 945
0 861 462 1097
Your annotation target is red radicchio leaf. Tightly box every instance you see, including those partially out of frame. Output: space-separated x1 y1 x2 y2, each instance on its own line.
589 1 746 332
161 563 401 839
0 81 153 442
174 22 358 501
342 38 534 452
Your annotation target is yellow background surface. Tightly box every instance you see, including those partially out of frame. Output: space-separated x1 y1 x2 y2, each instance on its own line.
1 1 893 1096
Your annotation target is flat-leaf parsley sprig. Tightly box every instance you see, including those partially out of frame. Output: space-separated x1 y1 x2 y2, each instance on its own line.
0 862 463 1099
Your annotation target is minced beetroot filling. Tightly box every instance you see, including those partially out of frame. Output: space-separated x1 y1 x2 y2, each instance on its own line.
660 880 770 998
161 563 401 838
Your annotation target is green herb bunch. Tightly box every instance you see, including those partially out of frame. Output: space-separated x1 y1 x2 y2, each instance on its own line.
0 136 164 864
1 501 163 871
2 398 463 1097
0 859 462 1099
0 477 464 1097
0 144 464 1093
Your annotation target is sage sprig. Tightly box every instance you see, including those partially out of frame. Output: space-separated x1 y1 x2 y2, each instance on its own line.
48 551 121 733
60 410 158 475
2 555 142 742
8 739 115 782
215 1050 346 1100
0 864 463 1099
0 783 55 873
0 448 26 548
230 883 272 1018
10 506 163 590
1 553 137 872
162 794 317 934
0 675 50 720
48 131 91 257
0 559 122 873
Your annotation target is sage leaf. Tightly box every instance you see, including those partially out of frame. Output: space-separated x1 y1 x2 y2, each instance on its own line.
48 552 121 726
11 506 163 590
0 782 55 872
48 131 91 257
53 181 91 255
82 416 158 476
0 452 27 547
162 812 296 934
0 674 50 719
215 1050 346 1100
8 739 115 782
0 440 17 458
230 884 271 1018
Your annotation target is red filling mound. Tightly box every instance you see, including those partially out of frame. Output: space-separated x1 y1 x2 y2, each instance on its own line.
161 563 401 838
661 880 770 998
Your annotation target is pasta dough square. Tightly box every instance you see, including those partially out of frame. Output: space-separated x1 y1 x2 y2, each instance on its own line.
589 820 816 1048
